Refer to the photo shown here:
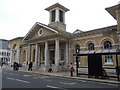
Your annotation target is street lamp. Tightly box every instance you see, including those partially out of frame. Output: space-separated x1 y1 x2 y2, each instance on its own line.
75 45 80 77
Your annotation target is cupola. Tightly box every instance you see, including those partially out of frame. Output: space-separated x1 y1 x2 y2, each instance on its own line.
45 3 69 31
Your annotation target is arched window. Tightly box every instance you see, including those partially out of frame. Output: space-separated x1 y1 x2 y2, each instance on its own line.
103 41 113 64
88 43 94 51
2 52 3 55
104 41 112 49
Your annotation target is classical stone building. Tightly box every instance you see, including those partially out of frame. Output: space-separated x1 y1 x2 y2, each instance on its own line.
9 3 120 72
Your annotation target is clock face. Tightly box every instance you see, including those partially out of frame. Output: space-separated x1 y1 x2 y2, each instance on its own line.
38 28 43 36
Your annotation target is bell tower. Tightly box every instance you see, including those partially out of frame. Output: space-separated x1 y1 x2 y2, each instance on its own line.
45 3 69 31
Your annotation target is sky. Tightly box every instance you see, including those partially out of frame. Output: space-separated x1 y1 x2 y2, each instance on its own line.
0 0 119 40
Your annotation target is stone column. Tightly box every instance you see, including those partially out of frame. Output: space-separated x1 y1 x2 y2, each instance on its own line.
68 41 71 65
35 43 38 66
38 44 40 66
55 8 59 22
66 42 69 65
45 41 48 70
63 11 65 24
55 39 60 71
49 11 51 24
17 47 20 63
28 44 31 64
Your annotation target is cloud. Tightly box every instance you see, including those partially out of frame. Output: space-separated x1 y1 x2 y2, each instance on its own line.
0 0 118 40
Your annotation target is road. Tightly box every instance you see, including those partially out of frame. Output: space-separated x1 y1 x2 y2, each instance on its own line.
2 69 120 89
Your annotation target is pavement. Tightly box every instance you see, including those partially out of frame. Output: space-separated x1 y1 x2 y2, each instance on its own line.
2 65 120 85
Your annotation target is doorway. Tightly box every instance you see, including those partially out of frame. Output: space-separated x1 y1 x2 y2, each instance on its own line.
49 50 55 64
88 54 102 76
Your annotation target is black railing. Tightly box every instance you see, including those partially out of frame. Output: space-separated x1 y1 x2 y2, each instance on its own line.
76 66 120 81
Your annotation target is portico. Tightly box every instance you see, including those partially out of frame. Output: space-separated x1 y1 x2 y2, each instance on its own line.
23 38 69 72
17 3 70 72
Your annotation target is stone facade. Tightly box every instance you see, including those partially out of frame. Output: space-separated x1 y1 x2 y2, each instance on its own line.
9 3 120 72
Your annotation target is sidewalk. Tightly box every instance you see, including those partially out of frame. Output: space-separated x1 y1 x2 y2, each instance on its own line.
2 65 120 84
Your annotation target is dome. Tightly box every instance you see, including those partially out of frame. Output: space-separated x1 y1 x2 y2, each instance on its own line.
73 29 83 34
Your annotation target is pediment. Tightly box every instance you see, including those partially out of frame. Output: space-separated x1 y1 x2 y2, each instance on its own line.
23 22 58 42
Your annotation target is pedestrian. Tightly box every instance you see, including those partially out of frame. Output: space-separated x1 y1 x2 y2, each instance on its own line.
69 63 74 76
48 63 52 72
16 62 19 70
28 62 33 71
13 61 17 70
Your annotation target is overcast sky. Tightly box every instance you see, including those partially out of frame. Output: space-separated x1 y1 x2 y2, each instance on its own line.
0 0 119 40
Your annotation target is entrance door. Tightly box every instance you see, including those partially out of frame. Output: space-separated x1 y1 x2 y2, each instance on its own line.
49 51 55 64
88 54 102 76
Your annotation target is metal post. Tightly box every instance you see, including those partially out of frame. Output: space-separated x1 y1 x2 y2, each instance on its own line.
76 54 79 77
75 45 80 77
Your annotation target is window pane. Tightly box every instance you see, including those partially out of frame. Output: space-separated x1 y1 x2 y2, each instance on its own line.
88 43 94 51
59 10 63 22
51 10 56 22
104 55 113 63
104 41 112 49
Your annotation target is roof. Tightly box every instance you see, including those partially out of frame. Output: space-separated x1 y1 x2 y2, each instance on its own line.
0 39 8 41
105 4 119 20
71 25 117 38
9 37 24 41
22 22 71 42
74 49 120 56
45 3 69 12
73 29 84 34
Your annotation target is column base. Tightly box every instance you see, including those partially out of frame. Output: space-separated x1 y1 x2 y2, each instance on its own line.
37 65 69 72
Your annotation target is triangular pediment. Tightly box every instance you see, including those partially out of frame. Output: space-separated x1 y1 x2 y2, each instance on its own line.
22 22 59 42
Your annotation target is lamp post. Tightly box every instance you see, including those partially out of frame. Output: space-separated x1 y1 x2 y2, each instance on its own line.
75 45 80 77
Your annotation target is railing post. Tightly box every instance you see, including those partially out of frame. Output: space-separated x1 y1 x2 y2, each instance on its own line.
76 54 79 77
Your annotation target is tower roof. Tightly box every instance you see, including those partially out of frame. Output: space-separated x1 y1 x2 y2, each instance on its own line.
45 3 69 12
105 4 119 20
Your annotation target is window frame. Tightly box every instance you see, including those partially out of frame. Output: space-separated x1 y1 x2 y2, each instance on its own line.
51 10 56 22
59 10 64 23
88 43 94 51
103 41 113 64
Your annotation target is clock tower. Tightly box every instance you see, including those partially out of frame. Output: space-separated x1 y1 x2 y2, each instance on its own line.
45 3 69 31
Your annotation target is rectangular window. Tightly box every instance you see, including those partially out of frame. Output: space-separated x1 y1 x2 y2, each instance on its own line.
61 48 64 61
51 10 56 22
50 51 55 64
59 10 63 22
104 55 113 64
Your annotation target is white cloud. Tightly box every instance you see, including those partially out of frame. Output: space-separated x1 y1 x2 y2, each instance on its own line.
0 0 119 40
